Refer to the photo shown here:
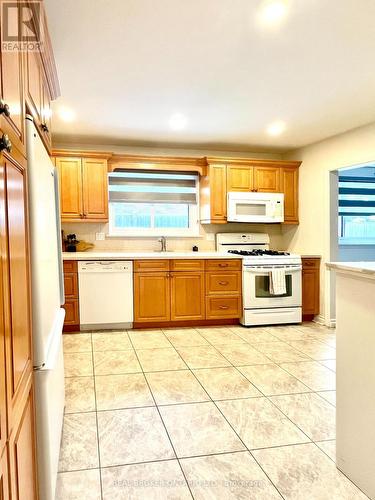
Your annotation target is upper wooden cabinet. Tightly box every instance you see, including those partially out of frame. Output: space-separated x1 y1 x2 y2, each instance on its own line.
254 166 280 192
281 167 299 224
200 164 227 223
227 165 253 192
55 156 109 222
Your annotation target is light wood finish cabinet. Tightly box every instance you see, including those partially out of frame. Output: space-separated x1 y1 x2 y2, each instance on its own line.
200 164 227 223
134 260 170 273
302 257 321 320
206 271 241 295
55 156 109 222
63 261 80 331
205 259 242 271
206 296 242 319
254 166 280 192
281 167 299 224
170 260 205 272
170 272 205 321
227 165 253 192
64 273 78 298
0 447 9 500
134 272 171 322
0 261 7 455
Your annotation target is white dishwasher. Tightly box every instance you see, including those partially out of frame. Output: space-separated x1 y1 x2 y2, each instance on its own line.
78 261 133 330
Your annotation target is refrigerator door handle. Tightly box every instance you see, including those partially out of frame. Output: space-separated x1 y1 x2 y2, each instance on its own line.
53 169 65 306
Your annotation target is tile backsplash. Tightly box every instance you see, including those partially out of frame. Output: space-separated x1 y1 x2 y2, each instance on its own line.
62 222 285 252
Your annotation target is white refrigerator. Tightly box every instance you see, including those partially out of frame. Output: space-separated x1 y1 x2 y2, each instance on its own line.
26 115 65 500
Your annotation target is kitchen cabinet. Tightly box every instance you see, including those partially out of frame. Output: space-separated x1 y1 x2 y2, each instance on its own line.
227 165 253 192
254 166 280 192
0 263 7 455
0 447 10 500
134 272 171 322
62 261 80 331
281 167 299 224
55 156 109 222
170 272 205 321
200 164 227 223
206 296 242 319
302 257 321 320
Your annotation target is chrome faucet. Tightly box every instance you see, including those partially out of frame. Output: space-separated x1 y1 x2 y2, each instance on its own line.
158 236 167 252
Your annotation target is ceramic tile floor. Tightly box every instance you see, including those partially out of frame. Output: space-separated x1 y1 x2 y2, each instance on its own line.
56 323 369 500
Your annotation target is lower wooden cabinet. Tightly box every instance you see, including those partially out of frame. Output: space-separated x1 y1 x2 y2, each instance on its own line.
134 272 171 322
63 299 80 326
0 447 9 500
63 261 80 331
206 296 242 319
302 257 321 320
170 272 205 321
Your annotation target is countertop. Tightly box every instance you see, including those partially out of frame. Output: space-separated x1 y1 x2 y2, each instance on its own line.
301 255 321 259
327 261 375 279
62 251 243 261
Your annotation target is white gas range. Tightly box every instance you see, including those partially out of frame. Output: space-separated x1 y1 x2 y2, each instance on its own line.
217 233 302 326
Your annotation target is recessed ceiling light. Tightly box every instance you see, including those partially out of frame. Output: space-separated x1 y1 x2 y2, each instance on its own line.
58 106 76 122
258 0 289 27
267 120 286 136
169 113 188 131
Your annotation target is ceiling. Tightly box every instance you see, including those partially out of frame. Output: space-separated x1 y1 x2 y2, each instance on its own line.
45 0 375 152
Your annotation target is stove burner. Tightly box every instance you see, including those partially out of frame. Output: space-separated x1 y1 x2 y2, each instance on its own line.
228 249 290 256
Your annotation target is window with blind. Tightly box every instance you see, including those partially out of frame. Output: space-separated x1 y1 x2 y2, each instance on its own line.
108 170 200 236
339 175 375 243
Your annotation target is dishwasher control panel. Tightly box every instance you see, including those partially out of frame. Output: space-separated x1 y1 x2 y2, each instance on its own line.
78 261 133 273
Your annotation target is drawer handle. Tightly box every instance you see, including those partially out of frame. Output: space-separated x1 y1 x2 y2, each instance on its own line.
218 263 229 267
219 305 229 310
219 281 229 285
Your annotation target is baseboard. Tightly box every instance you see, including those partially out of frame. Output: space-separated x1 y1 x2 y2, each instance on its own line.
313 314 336 329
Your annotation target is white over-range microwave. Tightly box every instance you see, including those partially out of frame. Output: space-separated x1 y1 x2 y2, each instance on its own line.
227 192 284 223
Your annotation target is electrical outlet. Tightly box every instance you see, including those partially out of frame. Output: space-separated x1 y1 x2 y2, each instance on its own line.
95 232 105 241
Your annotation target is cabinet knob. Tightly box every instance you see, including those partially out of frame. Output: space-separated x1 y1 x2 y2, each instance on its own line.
0 100 10 117
218 263 228 268
41 123 49 133
219 281 229 285
0 134 12 153
219 305 229 310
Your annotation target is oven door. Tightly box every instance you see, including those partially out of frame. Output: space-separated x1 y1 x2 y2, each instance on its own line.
243 265 302 309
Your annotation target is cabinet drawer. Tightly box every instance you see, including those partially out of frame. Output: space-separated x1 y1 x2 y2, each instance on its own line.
134 260 170 272
64 273 78 298
206 296 242 319
206 272 241 295
302 258 320 270
63 260 78 273
205 259 242 271
63 298 80 325
170 260 205 272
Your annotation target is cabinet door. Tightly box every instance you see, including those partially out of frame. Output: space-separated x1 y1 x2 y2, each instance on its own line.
0 17 25 153
82 159 108 220
210 165 227 221
0 262 7 454
56 157 83 219
62 299 80 326
8 384 37 500
254 166 280 192
25 50 41 124
302 269 320 316
170 272 205 321
0 447 10 500
227 165 253 192
134 273 170 322
281 167 298 224
2 156 33 425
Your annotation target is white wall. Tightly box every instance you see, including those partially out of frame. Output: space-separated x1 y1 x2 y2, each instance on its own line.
282 122 375 325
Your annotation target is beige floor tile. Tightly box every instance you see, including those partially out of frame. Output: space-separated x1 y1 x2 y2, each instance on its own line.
239 363 310 396
129 330 171 349
159 402 245 457
254 342 309 363
56 469 101 500
264 326 310 342
163 328 209 347
58 413 99 472
296 323 335 336
176 346 231 369
64 352 93 377
92 331 132 351
93 350 141 375
231 327 279 344
287 339 336 360
320 359 336 372
193 367 261 400
97 407 175 467
280 361 336 391
270 393 335 441
136 348 186 372
315 335 336 348
95 373 154 410
181 451 282 499
146 370 209 405
63 333 92 353
215 343 273 366
64 377 96 413
316 440 336 461
218 397 308 450
101 460 191 500
253 443 367 500
317 391 336 406
196 327 244 345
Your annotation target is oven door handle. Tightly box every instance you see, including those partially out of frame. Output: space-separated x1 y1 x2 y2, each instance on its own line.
244 266 302 273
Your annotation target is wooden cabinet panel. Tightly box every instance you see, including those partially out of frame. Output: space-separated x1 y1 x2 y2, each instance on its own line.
302 258 320 317
227 165 253 192
0 262 7 454
205 259 242 271
170 260 204 272
254 166 280 192
134 273 170 322
0 447 10 500
0 36 25 153
63 260 78 273
206 271 241 295
170 272 205 321
8 385 37 500
56 157 83 219
281 167 299 224
64 273 78 298
3 158 32 409
82 159 108 220
206 296 242 319
63 299 80 326
134 260 170 272
210 165 227 221
25 50 41 123
40 75 52 149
